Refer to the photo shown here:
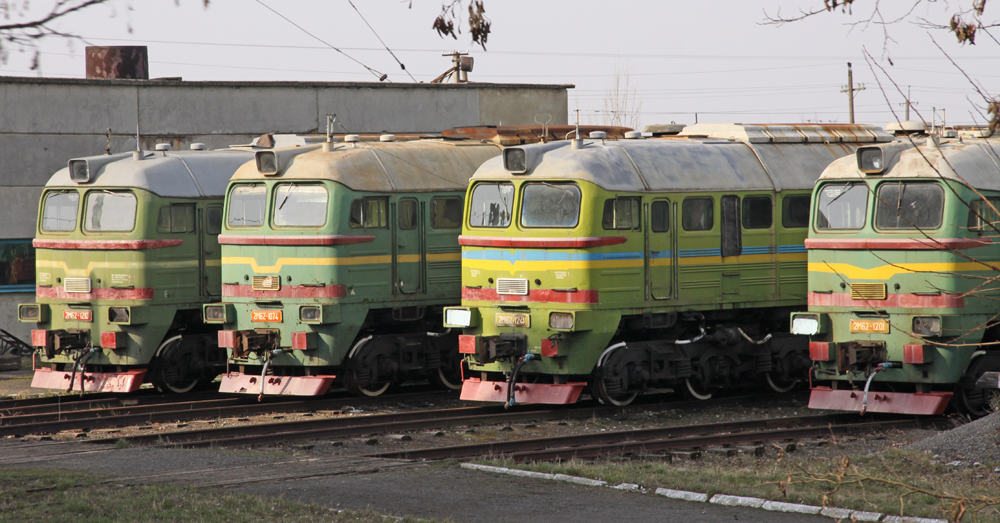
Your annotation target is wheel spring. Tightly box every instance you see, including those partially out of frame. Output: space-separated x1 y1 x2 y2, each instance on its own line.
426 351 441 368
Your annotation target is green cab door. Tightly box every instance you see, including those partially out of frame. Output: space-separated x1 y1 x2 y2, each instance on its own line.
648 199 672 300
201 205 223 297
394 198 423 294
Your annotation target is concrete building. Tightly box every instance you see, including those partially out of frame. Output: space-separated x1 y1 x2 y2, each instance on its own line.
0 76 571 341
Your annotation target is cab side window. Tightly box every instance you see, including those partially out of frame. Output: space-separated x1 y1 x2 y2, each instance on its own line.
781 195 810 228
349 198 388 228
602 198 641 230
158 204 196 233
431 197 463 229
742 196 773 229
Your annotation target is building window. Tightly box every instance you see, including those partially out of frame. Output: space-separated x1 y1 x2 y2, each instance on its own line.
0 240 35 293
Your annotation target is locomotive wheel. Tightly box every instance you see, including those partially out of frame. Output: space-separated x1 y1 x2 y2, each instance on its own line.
955 353 1000 418
344 366 391 397
594 375 638 407
765 372 799 394
151 336 201 394
429 355 463 391
683 378 713 401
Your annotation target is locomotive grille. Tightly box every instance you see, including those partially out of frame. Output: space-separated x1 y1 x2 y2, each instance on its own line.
850 283 887 300
252 275 281 291
63 277 92 294
496 278 529 296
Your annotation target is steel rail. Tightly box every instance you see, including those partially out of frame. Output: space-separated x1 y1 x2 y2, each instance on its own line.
368 414 916 461
0 391 229 418
0 390 455 437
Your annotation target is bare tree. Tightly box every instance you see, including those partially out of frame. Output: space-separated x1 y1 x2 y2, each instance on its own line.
601 62 643 130
421 0 491 51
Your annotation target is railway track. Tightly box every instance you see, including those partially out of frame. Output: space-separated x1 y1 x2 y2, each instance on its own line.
0 389 456 437
369 414 926 462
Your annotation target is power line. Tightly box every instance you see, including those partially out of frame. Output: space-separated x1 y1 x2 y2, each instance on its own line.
347 0 416 82
252 0 388 81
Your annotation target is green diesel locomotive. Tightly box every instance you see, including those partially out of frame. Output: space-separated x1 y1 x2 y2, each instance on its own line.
205 127 626 397
447 123 892 406
18 144 260 393
798 131 1000 416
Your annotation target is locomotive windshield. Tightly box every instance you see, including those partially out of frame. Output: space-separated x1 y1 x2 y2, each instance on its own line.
520 183 581 228
874 182 944 230
41 191 79 232
273 183 328 227
84 191 137 232
469 182 514 228
815 183 868 230
228 184 266 227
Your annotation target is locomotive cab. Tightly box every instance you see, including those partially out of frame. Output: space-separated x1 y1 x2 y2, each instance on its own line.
805 134 1000 417
19 146 257 393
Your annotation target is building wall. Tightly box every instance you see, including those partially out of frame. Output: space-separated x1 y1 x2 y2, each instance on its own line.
0 77 571 340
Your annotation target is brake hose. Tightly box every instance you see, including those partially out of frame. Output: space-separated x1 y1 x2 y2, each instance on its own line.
258 349 283 402
860 362 893 415
67 347 99 396
505 353 536 409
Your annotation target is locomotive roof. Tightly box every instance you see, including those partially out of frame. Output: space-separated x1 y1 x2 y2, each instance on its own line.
230 140 502 192
818 137 1000 191
47 148 257 198
472 123 892 192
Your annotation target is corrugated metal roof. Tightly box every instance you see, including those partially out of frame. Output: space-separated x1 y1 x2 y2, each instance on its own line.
46 148 257 198
231 140 502 192
472 126 874 192
819 137 1000 190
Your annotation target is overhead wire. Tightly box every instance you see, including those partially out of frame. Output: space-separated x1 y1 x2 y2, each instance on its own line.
252 0 388 81
347 0 417 82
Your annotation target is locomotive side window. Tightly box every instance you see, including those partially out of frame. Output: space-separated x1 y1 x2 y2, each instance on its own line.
228 184 266 228
431 197 463 229
274 184 328 227
742 196 772 229
968 198 1000 234
651 200 670 232
398 199 418 230
781 195 810 228
682 197 714 231
521 183 581 228
349 197 388 228
816 183 868 230
468 182 514 228
206 207 223 235
875 182 945 230
157 204 196 233
84 191 137 232
41 191 80 232
602 198 641 230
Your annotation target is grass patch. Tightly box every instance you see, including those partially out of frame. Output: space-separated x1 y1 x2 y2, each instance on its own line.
482 449 1000 522
0 469 440 522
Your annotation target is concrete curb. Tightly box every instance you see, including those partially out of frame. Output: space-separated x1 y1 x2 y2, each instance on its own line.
458 463 949 522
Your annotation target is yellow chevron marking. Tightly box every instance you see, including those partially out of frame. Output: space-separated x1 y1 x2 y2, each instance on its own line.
808 261 998 280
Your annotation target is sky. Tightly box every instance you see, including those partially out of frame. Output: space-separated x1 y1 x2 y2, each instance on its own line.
1 0 997 129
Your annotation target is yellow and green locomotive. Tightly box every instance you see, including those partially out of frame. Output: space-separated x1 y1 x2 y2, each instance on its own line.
798 132 1000 416
447 123 892 406
206 128 624 397
18 144 259 393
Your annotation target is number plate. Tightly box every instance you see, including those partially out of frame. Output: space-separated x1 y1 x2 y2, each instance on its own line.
495 312 530 328
849 319 889 333
251 310 283 322
63 310 92 322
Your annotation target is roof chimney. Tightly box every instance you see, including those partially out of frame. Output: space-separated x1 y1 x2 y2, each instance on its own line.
86 46 149 79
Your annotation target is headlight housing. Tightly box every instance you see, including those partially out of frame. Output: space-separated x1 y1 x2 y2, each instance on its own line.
444 307 474 328
108 306 131 324
203 304 233 324
857 147 885 174
549 312 574 330
790 313 824 335
18 303 47 323
912 316 942 336
299 305 322 323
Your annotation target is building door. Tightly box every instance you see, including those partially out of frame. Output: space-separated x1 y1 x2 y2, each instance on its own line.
394 198 423 294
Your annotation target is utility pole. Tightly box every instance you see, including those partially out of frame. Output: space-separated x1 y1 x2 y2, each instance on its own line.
840 62 866 123
898 86 917 121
